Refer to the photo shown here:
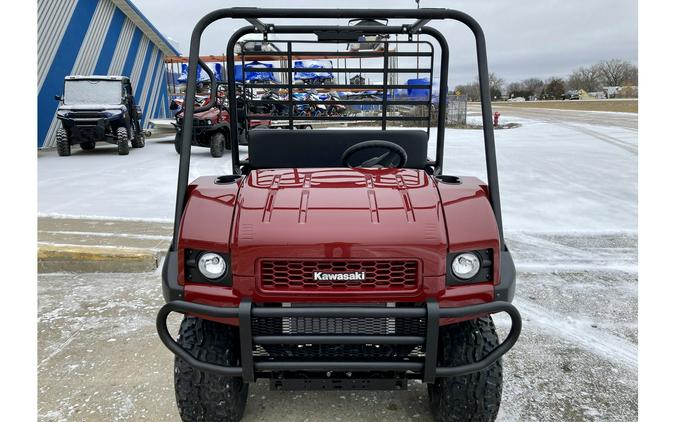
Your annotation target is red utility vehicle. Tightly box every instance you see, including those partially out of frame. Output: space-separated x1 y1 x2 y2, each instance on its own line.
172 90 271 157
157 8 521 422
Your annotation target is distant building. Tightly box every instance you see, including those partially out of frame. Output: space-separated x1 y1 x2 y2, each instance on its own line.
604 86 621 98
604 86 638 99
587 91 607 99
38 0 179 148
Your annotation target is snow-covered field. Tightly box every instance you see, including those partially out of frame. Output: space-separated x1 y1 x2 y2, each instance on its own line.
38 111 638 421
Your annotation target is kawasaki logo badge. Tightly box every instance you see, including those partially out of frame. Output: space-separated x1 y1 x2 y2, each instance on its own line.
313 271 366 281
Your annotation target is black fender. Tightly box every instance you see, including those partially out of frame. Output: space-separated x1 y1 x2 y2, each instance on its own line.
161 249 183 302
494 247 516 302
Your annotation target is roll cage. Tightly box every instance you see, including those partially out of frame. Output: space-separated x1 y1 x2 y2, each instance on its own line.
173 8 504 251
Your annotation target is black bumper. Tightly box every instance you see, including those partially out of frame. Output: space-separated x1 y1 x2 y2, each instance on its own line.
157 299 521 383
60 117 109 142
174 123 223 143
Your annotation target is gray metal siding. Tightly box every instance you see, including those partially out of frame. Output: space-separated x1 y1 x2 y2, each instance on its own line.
71 1 115 75
108 18 135 74
129 36 150 89
38 0 77 90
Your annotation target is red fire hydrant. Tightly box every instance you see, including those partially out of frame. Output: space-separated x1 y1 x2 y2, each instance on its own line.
493 111 500 127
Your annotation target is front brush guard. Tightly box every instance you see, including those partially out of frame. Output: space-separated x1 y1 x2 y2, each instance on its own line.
157 299 521 383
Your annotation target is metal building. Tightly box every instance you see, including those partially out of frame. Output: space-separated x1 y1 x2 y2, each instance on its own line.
37 0 179 148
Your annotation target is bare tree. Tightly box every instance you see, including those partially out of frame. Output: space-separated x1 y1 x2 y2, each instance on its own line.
567 65 603 92
597 59 638 86
455 74 503 101
521 78 544 97
506 82 523 98
506 81 539 99
454 82 480 101
624 65 638 85
541 77 565 100
488 72 505 99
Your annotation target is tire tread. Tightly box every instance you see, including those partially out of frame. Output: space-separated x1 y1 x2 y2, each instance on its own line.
56 128 71 156
116 127 129 155
428 317 503 422
174 317 248 422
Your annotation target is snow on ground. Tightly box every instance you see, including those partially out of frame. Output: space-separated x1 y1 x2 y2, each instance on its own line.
38 115 637 235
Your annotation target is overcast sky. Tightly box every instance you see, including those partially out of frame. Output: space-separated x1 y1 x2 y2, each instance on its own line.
133 0 637 88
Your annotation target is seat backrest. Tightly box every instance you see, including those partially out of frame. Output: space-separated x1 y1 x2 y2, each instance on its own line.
246 129 429 169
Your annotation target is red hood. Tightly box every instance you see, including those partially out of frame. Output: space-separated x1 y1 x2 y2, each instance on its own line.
229 168 448 277
178 168 500 303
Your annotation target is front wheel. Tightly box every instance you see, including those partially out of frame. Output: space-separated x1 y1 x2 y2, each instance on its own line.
56 128 71 156
428 317 503 422
174 317 248 422
116 127 129 155
210 132 226 157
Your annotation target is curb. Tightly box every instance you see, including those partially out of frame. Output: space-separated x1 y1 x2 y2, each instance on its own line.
38 244 160 273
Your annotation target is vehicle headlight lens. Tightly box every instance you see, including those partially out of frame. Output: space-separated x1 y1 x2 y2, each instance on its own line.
197 252 226 279
206 119 212 125
451 252 481 280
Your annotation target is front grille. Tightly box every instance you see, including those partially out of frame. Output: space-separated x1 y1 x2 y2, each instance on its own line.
252 312 426 359
72 112 104 118
260 260 419 291
252 315 426 336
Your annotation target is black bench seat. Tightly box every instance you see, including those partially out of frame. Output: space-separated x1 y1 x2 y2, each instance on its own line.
246 129 430 169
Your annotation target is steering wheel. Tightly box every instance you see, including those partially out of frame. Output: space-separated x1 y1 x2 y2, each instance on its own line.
341 140 408 168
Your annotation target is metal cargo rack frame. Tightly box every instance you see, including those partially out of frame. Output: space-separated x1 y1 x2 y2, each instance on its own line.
238 39 435 132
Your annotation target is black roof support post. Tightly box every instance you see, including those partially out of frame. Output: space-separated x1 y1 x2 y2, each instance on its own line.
227 26 255 177
170 21 200 250
471 22 504 249
421 27 448 176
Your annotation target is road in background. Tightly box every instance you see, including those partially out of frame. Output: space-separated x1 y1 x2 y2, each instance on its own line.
476 103 638 130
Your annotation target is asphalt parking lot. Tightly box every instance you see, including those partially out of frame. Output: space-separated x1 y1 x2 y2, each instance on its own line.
38 107 638 421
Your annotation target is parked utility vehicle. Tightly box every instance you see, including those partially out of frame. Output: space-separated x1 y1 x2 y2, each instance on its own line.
55 75 145 156
173 101 271 157
157 8 521 422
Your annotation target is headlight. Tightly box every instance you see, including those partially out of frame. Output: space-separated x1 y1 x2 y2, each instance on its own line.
206 119 212 125
197 252 226 279
451 252 481 280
